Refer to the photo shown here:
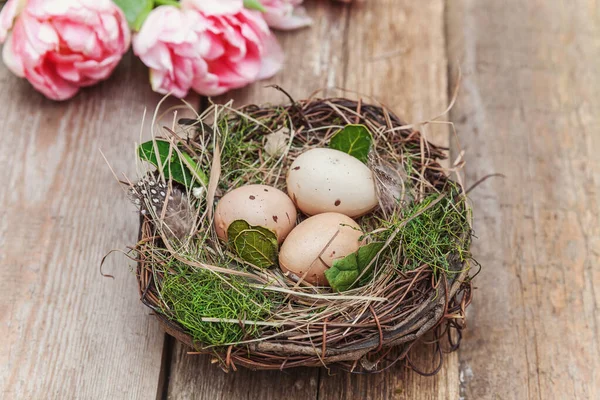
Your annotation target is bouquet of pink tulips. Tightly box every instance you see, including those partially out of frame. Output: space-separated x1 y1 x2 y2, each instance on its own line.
0 0 315 100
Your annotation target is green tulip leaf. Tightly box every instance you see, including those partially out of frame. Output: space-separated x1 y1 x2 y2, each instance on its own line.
112 0 154 31
228 220 278 269
138 140 208 189
325 242 384 292
243 0 266 12
329 124 373 164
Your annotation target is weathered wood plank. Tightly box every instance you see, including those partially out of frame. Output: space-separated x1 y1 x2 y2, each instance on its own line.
342 0 450 150
167 340 319 400
316 1 457 399
0 54 178 399
164 2 348 399
447 1 600 399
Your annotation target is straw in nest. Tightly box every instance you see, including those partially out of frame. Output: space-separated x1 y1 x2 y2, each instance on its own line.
124 94 475 374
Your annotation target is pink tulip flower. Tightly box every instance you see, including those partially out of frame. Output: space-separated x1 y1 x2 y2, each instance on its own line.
134 0 282 98
132 6 207 99
185 0 284 96
0 0 130 101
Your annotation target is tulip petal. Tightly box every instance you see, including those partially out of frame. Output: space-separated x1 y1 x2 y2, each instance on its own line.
2 31 25 76
0 0 26 42
52 20 102 58
264 5 312 31
55 61 80 82
256 32 284 80
76 55 120 82
181 0 244 16
25 60 79 100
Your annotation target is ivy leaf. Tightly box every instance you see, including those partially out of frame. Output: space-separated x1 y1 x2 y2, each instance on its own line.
138 140 208 189
112 0 154 31
227 220 278 269
329 124 373 163
325 242 384 292
243 0 266 12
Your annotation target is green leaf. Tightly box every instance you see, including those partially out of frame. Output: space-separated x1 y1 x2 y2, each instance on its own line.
325 242 384 292
243 0 266 12
324 252 359 292
227 220 278 269
138 140 208 188
154 0 180 6
112 0 154 31
180 151 208 185
357 242 385 284
329 124 373 163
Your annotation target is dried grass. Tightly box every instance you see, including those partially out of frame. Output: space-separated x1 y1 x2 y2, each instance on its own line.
130 95 474 373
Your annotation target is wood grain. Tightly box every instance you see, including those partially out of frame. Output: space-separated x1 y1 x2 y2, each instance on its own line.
165 1 457 399
166 339 319 400
447 0 600 399
0 54 191 399
7 0 598 398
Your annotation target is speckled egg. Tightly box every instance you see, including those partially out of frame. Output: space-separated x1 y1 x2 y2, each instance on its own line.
286 148 378 217
278 212 364 286
214 184 297 244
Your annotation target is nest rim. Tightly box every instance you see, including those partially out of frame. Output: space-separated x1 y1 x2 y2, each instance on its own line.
134 96 474 373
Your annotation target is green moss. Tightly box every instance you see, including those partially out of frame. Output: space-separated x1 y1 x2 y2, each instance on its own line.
159 263 279 347
218 114 282 188
391 184 471 274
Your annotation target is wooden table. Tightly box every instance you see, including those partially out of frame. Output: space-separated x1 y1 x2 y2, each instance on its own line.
1 1 599 399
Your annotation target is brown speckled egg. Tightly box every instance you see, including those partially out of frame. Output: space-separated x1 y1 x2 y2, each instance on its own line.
214 184 297 244
286 148 378 218
278 212 364 286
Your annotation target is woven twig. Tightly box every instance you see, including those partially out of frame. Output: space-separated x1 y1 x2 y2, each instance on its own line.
135 98 473 373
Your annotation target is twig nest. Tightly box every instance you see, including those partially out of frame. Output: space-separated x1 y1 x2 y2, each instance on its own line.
279 212 364 285
215 184 297 244
287 148 378 217
130 97 475 373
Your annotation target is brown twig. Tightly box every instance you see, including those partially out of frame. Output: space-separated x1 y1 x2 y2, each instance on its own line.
131 98 475 374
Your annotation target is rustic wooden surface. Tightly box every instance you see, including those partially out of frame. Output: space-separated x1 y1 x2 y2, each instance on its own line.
0 53 172 398
1 0 599 399
447 0 600 399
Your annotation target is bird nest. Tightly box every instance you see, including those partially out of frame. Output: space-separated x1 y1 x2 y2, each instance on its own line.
129 96 475 373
